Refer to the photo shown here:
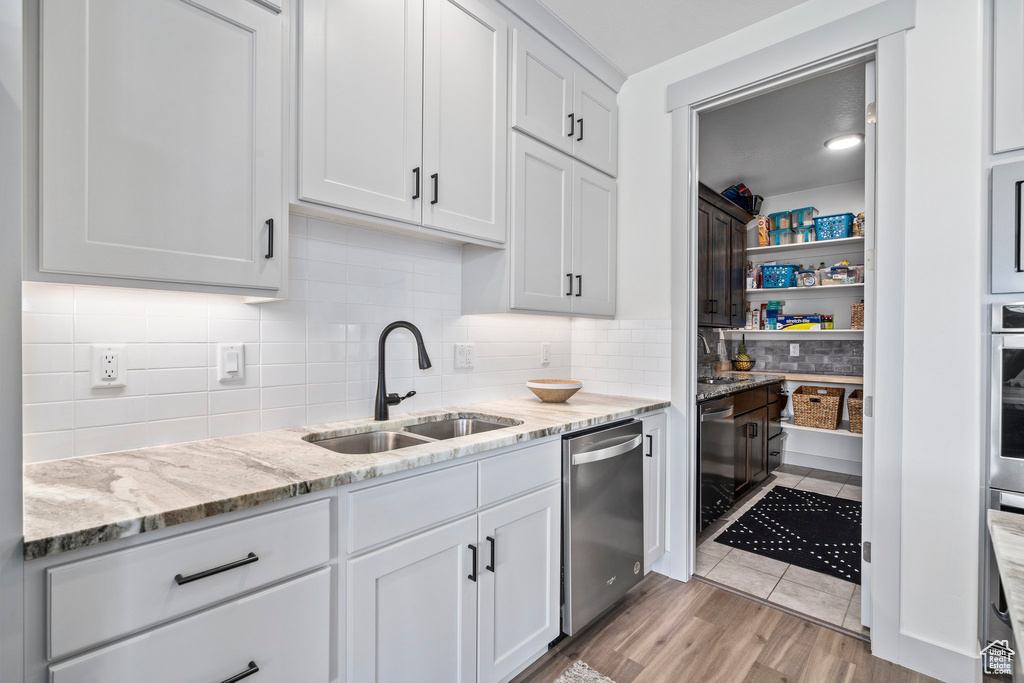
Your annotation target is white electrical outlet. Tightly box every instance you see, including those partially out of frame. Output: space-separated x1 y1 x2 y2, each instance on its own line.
217 343 246 382
541 343 551 365
455 343 474 369
790 343 800 357
90 344 127 389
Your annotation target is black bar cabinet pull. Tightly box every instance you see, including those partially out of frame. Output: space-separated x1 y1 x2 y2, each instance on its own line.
412 167 420 200
468 544 478 582
220 661 260 683
575 274 582 296
174 552 259 586
431 173 439 205
567 113 575 137
749 422 758 439
264 219 274 260
646 434 653 457
577 117 584 142
486 536 496 572
566 273 573 296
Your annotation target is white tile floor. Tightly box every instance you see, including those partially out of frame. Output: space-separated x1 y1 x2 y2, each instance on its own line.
695 464 868 636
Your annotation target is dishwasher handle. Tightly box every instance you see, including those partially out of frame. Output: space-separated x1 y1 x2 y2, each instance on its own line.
700 406 734 422
571 434 643 466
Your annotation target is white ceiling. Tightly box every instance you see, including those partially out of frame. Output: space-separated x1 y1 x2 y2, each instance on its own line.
698 64 866 198
537 0 809 75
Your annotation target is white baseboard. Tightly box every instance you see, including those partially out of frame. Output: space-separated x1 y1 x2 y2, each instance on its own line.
897 632 981 683
783 450 862 476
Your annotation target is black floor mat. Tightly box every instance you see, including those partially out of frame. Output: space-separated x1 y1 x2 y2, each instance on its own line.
715 485 861 584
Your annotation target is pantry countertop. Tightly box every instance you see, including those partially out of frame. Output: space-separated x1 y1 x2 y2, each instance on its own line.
23 393 669 561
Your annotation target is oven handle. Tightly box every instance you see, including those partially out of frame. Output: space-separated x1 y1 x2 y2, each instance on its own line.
1000 491 1024 512
571 434 643 466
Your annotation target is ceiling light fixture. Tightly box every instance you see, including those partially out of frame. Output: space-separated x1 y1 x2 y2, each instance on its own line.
824 134 864 150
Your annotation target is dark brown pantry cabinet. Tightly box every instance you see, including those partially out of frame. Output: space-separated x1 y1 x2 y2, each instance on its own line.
733 382 783 497
697 183 752 328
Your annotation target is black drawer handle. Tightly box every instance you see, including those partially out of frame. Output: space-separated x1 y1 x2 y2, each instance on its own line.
486 535 496 572
646 434 653 457
221 661 260 683
567 113 575 137
566 273 573 296
264 219 274 260
431 173 439 205
174 552 258 586
468 544 478 582
412 167 420 200
577 117 584 142
575 274 582 296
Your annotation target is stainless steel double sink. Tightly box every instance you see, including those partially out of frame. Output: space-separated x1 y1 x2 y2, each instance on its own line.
305 416 519 455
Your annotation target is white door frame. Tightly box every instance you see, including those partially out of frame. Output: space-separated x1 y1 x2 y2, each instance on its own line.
665 0 913 669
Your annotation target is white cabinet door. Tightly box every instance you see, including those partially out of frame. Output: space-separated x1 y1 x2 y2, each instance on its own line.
423 0 508 243
571 162 617 316
511 27 574 155
300 0 424 222
642 412 668 572
348 516 478 683
39 0 284 291
994 0 1024 153
477 485 560 683
50 568 330 683
572 68 618 176
510 134 573 313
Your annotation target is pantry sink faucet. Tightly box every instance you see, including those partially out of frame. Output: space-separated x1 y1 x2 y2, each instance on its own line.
375 321 433 421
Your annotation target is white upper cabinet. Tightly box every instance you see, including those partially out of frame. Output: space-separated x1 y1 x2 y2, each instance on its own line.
39 0 285 291
422 0 508 242
511 28 575 155
511 26 617 176
572 68 618 176
570 161 617 316
510 135 573 313
299 0 423 223
994 0 1024 153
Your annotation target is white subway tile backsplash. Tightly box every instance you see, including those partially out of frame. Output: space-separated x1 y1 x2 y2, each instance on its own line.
22 344 74 374
571 318 672 401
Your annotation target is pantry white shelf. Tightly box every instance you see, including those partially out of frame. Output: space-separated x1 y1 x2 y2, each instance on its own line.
745 283 865 298
747 236 865 256
721 328 864 340
780 418 862 438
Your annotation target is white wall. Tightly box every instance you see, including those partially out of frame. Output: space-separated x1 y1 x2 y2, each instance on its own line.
758 180 866 227
618 0 987 673
616 0 885 320
22 214 573 462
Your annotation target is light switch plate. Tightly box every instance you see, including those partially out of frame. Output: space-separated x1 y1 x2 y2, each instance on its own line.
90 344 127 389
217 343 246 382
541 342 551 365
455 343 474 369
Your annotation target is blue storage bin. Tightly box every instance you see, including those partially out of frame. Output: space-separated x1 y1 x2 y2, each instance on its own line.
790 206 819 227
814 213 854 240
761 264 799 288
769 228 793 246
767 211 791 230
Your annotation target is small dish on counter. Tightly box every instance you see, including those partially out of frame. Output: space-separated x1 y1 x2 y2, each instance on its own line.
527 379 583 403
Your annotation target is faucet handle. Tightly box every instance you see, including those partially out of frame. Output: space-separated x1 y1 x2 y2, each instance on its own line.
386 390 417 406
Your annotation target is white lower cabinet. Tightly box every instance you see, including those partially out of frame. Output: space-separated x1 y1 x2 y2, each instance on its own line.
49 568 331 683
348 516 479 683
643 412 668 571
478 485 561 683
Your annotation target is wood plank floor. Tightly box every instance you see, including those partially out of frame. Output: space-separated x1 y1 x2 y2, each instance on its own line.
513 573 943 683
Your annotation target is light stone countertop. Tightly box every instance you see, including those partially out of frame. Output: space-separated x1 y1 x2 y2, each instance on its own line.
988 510 1024 651
696 372 782 402
723 371 864 385
23 393 669 561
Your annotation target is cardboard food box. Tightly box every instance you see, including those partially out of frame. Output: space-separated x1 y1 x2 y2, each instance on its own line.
775 315 824 330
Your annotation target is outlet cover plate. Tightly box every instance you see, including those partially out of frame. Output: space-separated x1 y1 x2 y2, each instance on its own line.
455 343 474 369
90 344 127 389
790 343 800 357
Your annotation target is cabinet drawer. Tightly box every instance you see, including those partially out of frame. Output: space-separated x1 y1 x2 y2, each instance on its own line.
347 462 477 553
50 568 331 683
735 386 768 414
48 499 331 659
478 440 560 507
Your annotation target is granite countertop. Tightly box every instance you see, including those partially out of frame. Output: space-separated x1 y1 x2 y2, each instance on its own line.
988 510 1024 648
24 393 668 561
696 372 782 402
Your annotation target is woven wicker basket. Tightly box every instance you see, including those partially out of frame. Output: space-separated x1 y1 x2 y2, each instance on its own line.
848 390 864 434
851 303 864 330
792 385 846 430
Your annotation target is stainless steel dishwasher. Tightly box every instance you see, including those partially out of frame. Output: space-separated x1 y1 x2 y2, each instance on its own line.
698 396 736 532
562 419 644 636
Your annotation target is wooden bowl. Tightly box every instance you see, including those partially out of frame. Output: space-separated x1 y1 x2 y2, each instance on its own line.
526 379 583 403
